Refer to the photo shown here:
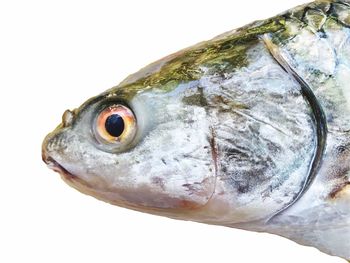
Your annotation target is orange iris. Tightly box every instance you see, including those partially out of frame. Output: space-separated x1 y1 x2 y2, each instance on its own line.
95 104 136 144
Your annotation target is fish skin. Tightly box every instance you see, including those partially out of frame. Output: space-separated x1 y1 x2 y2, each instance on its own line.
42 0 350 260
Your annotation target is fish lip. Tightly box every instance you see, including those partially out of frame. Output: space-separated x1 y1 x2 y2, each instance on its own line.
42 128 75 180
42 150 75 180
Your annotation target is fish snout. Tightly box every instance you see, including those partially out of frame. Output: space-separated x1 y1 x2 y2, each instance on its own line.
42 108 76 167
42 131 77 180
42 131 62 172
41 114 74 174
42 149 66 176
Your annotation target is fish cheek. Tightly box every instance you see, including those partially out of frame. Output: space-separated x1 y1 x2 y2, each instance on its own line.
94 103 214 210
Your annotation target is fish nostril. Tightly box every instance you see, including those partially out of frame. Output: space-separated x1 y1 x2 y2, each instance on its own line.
62 109 75 128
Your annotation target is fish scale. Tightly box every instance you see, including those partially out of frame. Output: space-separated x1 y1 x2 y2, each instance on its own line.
270 0 350 201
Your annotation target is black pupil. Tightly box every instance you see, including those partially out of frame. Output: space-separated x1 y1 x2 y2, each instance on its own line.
105 114 125 137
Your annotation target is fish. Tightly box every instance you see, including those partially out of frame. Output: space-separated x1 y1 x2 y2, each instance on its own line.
42 0 350 260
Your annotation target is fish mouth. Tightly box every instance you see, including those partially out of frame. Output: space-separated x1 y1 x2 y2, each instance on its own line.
42 149 75 181
41 128 76 181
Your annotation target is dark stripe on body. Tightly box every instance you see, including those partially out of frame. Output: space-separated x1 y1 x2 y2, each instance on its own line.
262 35 328 221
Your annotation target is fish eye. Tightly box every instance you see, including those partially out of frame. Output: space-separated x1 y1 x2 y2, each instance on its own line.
94 104 137 149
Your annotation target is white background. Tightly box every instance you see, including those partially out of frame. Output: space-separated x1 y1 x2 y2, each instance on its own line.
0 0 345 262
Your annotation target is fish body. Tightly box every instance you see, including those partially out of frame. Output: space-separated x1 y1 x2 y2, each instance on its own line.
42 0 350 260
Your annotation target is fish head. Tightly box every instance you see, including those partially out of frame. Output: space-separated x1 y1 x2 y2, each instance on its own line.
42 1 350 259
42 32 316 224
42 81 217 219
